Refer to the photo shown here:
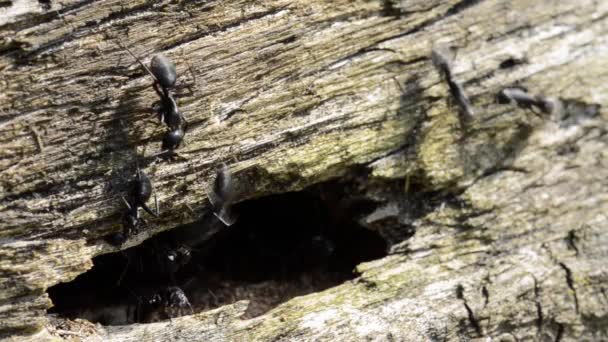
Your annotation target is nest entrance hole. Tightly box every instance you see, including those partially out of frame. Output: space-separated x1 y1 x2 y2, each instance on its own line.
48 180 388 325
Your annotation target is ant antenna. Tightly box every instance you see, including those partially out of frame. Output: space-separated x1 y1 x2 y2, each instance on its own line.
116 251 132 286
392 76 406 94
115 39 159 83
179 48 197 95
431 46 475 119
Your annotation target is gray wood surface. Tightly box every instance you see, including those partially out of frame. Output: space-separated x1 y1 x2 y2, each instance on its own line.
1 0 607 340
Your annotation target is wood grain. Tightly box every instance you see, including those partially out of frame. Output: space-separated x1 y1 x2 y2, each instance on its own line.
0 0 607 340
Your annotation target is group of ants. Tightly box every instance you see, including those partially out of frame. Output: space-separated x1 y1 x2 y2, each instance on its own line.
93 44 555 325
101 44 238 323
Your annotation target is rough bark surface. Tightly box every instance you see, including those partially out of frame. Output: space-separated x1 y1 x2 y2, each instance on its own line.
1 0 607 340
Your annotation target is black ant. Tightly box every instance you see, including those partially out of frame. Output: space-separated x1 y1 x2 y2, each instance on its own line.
117 42 188 153
158 244 192 283
431 47 475 119
148 54 187 131
107 165 159 246
165 245 192 270
121 167 159 236
207 163 238 226
496 86 554 115
133 286 193 322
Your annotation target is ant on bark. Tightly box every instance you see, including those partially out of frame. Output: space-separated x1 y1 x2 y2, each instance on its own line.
108 163 160 246
117 41 188 155
121 166 159 233
207 163 238 226
131 286 193 323
496 86 554 115
431 47 475 119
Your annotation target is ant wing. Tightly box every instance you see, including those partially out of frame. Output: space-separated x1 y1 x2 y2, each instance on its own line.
213 163 235 203
214 206 238 226
205 188 220 208
430 46 455 78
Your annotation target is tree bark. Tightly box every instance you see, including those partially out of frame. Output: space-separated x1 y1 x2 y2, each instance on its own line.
1 0 607 340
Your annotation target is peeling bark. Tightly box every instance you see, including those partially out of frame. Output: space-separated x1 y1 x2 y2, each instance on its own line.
1 0 607 340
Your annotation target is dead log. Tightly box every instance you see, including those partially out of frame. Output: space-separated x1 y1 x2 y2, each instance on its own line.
0 0 607 340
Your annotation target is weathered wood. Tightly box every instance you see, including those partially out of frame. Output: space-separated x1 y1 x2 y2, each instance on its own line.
1 0 607 340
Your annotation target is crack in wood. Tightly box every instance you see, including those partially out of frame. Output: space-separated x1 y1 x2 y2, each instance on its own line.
456 284 483 337
558 262 579 314
532 275 544 336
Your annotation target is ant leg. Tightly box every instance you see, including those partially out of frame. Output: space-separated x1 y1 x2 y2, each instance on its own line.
187 301 194 315
154 193 160 216
176 107 188 132
392 76 406 94
205 189 217 208
207 289 219 306
528 106 542 117
121 196 133 211
116 251 131 286
141 203 158 217
153 82 165 100
185 203 195 214
173 152 189 160
163 150 189 161
184 59 197 97
152 101 166 124
139 217 149 229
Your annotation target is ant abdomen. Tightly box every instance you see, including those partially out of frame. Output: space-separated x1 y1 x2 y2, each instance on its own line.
208 163 238 226
213 163 235 205
162 127 185 152
151 54 177 91
132 170 153 206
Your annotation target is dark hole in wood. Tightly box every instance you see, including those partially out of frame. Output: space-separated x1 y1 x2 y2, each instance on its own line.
47 181 388 325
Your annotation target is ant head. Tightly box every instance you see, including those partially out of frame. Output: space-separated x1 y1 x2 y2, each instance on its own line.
213 163 234 201
151 54 177 90
166 246 192 267
148 293 162 307
166 245 190 259
161 127 184 151
166 250 177 262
